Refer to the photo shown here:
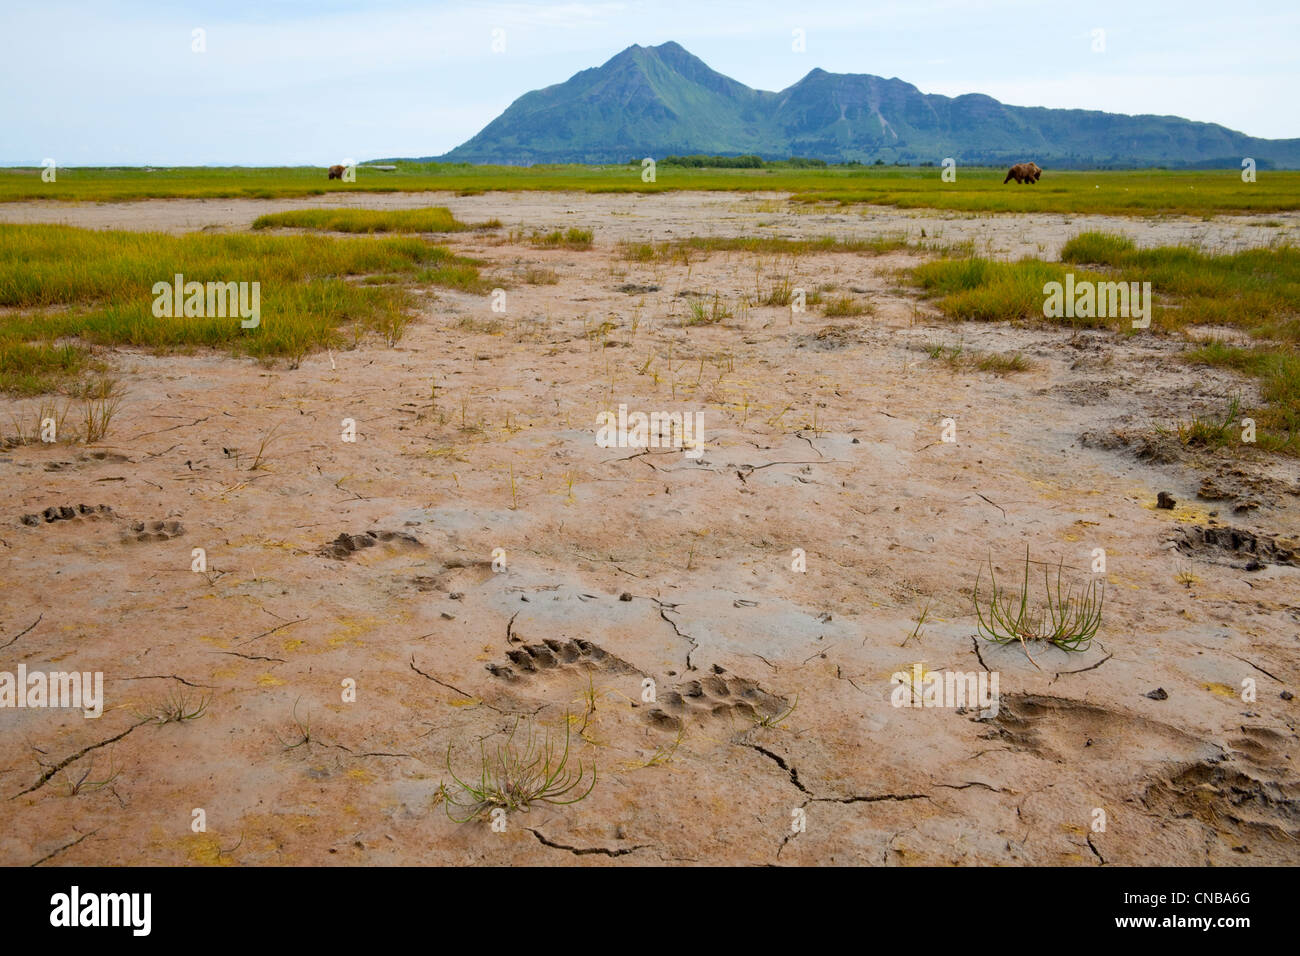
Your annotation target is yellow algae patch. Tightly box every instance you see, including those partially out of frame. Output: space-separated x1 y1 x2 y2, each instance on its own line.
1102 570 1145 592
211 667 239 680
328 615 381 648
282 638 306 652
199 634 231 649
256 673 286 687
346 768 375 784
1202 682 1238 698
182 833 233 866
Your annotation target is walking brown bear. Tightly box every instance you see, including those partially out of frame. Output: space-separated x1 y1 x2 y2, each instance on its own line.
327 164 346 180
1003 162 1042 184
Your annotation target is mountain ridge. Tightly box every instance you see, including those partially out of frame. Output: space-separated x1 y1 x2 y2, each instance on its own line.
431 42 1300 168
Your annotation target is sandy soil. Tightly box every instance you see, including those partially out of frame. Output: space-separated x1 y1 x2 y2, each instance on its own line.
1 192 1297 866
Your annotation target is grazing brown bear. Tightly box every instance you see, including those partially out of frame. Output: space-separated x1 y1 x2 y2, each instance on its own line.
1003 162 1042 184
328 164 346 180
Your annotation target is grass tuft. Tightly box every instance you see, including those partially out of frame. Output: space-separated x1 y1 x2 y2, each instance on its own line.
441 716 595 821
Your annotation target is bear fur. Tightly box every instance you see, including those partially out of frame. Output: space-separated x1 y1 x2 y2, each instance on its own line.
1003 162 1042 184
327 165 346 180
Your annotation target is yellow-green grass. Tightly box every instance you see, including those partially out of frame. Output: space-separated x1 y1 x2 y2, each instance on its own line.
252 206 499 233
822 294 873 318
923 340 1033 375
5 164 1299 216
528 227 593 249
617 234 929 262
909 231 1300 452
0 223 483 393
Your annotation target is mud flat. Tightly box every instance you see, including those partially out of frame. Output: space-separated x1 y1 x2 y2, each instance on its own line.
1 192 1296 866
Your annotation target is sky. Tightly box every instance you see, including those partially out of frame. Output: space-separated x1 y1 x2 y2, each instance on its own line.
2 0 1296 166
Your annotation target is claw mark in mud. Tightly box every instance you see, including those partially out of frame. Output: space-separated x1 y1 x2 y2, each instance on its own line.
17 505 185 545
652 667 790 730
482 640 787 732
20 504 115 526
1141 752 1300 863
485 638 640 682
527 828 651 857
1172 525 1299 568
988 694 1219 766
123 519 184 543
320 529 422 560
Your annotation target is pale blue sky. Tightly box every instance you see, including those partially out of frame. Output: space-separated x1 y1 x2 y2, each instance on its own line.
2 0 1296 165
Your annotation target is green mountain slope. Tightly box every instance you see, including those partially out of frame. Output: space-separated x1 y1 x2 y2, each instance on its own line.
438 42 1300 168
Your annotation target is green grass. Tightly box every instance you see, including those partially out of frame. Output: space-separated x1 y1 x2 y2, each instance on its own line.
5 163 1299 215
252 206 498 233
975 548 1104 663
685 291 734 325
527 227 593 249
619 234 921 262
909 231 1300 452
1185 343 1300 453
924 340 1033 374
822 294 873 317
0 223 484 393
441 717 595 822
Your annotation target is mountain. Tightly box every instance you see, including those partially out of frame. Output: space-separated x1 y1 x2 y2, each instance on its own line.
436 42 1300 169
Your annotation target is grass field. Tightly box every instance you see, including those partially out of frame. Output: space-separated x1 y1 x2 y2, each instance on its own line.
908 232 1300 452
0 223 483 394
252 206 500 233
3 162 1298 216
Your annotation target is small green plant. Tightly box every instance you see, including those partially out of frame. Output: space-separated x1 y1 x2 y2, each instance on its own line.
633 725 685 768
974 547 1103 665
274 697 313 751
901 601 932 647
685 291 733 326
442 717 595 821
762 276 794 307
80 391 122 444
59 753 121 797
823 294 871 317
748 694 798 728
139 687 210 725
248 422 284 471
1175 395 1242 448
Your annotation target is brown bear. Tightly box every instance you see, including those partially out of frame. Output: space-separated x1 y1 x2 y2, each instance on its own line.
328 164 346 180
1003 162 1042 184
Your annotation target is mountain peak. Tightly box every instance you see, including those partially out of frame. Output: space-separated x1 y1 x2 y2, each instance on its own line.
441 44 1300 168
